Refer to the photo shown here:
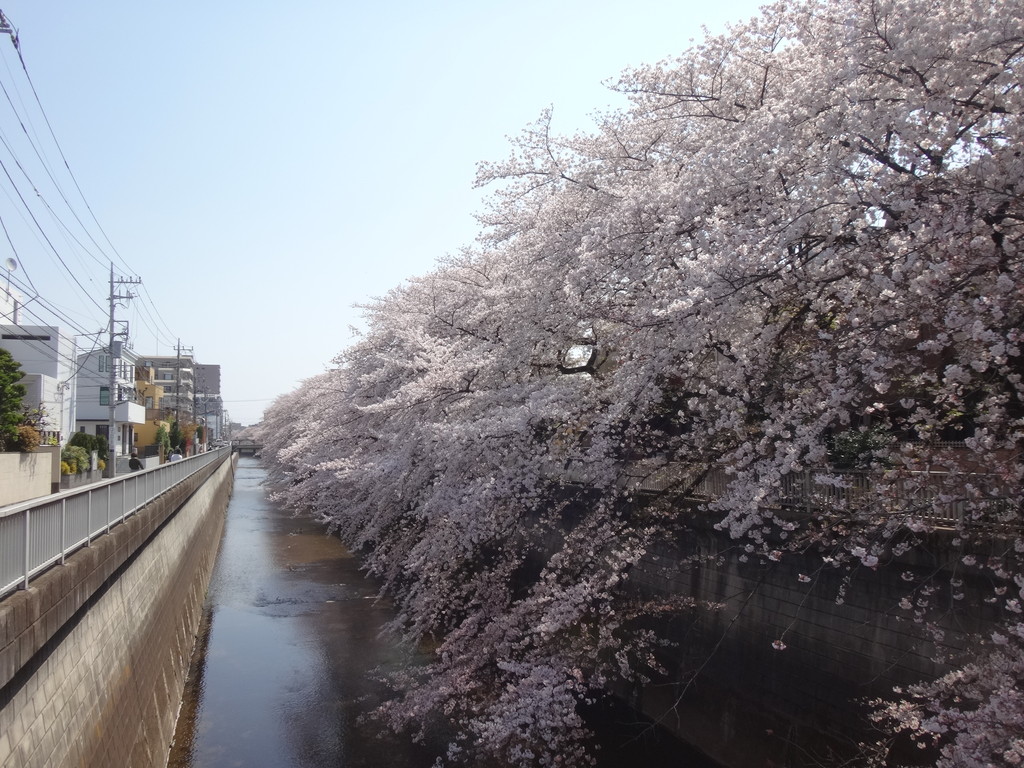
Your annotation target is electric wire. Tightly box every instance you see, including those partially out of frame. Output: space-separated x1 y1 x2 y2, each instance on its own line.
0 39 118 290
128 296 176 353
0 317 100 380
0 153 105 313
0 11 228 425
0 114 114 274
6 259 180 386
4 19 133 275
0 15 145 338
0 315 102 389
138 283 178 346
2 286 102 356
5 268 102 340
0 80 112 303
0 93 118 278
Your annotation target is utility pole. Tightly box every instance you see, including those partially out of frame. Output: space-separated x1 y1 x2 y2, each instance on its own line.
107 264 142 477
173 339 193 453
175 339 181 426
174 339 194 425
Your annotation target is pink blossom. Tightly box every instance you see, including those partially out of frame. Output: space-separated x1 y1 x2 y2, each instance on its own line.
257 0 1024 762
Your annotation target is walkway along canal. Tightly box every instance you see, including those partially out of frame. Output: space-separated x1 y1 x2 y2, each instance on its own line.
168 458 717 768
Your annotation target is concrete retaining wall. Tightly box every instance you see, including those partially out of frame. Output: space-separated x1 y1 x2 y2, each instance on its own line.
623 523 1000 767
0 453 234 768
0 448 59 507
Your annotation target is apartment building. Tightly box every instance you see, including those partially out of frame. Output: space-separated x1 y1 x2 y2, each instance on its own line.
141 354 195 422
194 363 223 441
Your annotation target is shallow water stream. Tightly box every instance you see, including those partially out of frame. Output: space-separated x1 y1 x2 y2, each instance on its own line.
168 458 717 767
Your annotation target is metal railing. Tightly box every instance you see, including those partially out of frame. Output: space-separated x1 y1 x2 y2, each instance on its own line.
627 463 1014 528
549 457 1013 528
0 448 230 599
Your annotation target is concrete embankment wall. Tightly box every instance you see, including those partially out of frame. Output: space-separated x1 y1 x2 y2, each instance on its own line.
0 455 234 768
623 523 1000 768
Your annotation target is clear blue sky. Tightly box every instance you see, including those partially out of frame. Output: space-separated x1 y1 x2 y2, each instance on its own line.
0 1 764 425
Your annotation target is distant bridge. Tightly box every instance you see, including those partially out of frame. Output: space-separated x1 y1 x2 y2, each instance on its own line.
231 440 263 456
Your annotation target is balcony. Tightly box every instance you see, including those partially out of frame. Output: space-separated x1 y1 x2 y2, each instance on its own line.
146 407 172 423
115 401 146 424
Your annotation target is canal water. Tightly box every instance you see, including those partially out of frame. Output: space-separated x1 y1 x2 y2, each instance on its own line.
168 458 717 768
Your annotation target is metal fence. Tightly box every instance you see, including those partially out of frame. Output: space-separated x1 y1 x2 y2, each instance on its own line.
0 448 230 599
630 463 1013 528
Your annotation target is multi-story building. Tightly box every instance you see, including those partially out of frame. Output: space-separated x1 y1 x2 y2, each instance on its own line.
0 324 77 444
133 363 169 455
74 346 145 457
141 354 195 422
194 363 223 442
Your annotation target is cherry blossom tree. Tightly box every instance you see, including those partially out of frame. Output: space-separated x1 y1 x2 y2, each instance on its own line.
260 0 1023 764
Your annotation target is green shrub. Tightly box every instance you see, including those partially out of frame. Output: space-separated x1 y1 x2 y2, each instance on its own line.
68 432 109 459
61 445 90 474
69 432 96 452
60 460 72 475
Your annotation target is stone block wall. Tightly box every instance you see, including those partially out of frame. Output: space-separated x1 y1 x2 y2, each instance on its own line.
0 454 234 768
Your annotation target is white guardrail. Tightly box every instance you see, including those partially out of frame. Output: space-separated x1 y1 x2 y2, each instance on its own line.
0 448 230 598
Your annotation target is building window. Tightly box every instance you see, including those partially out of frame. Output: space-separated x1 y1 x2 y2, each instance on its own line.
145 396 154 409
99 386 110 406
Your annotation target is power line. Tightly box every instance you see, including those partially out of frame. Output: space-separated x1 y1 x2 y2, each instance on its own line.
0 153 105 314
137 283 178 346
0 24 114 297
0 11 213 417
0 281 103 370
4 268 103 338
0 12 136 335
0 11 132 275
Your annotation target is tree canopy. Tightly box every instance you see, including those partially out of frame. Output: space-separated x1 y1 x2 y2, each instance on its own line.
260 0 1023 764
0 348 27 451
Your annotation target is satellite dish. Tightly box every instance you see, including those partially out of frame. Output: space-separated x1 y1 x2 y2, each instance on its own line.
3 257 15 271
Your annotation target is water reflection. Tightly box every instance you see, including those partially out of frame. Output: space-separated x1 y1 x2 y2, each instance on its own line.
169 459 439 768
170 459 716 768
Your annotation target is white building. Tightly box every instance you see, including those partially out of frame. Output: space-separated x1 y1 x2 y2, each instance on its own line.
74 346 145 457
0 324 77 444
